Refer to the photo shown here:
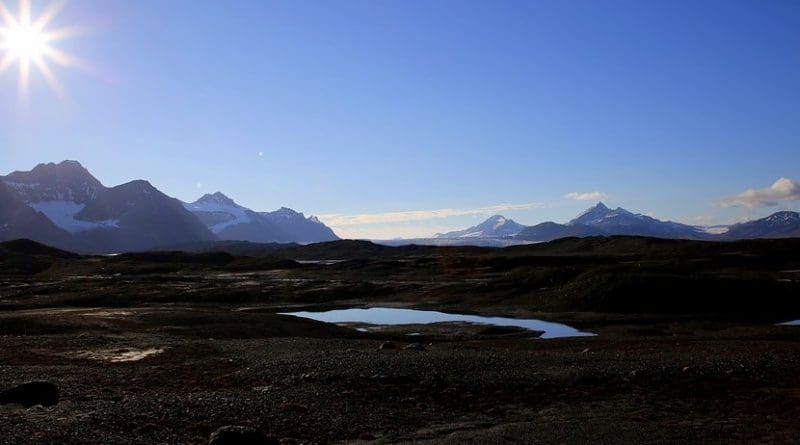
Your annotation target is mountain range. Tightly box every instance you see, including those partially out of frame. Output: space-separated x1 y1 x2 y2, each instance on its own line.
0 161 338 253
2 161 800 253
183 192 338 244
435 202 800 243
515 202 705 241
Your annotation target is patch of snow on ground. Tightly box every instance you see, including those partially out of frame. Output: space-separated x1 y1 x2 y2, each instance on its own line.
73 348 165 363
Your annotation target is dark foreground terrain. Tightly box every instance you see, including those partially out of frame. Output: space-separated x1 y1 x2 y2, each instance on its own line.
1 237 800 444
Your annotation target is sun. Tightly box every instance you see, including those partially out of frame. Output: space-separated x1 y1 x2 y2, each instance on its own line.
0 0 83 97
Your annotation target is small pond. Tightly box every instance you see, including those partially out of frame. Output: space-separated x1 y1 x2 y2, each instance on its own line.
280 307 595 339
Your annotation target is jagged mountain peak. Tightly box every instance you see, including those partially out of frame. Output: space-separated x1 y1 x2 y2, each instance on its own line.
33 159 88 171
195 192 238 207
569 202 636 226
6 160 97 181
27 160 98 182
268 207 304 219
1 160 104 204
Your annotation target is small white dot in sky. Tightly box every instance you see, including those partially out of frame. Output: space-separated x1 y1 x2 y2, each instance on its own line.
258 151 264 157
196 182 202 189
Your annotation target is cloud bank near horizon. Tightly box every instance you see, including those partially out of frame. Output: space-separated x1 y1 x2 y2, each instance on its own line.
318 203 544 227
720 178 800 208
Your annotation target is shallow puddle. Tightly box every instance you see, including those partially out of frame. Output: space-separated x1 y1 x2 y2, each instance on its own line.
280 307 595 339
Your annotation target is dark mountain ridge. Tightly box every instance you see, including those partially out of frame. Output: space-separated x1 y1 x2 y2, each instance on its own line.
1 161 337 253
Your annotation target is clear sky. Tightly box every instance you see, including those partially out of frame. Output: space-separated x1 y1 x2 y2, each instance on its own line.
1 0 799 239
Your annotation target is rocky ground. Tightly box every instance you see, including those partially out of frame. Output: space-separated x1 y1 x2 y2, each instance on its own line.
1 237 799 444
1 306 799 444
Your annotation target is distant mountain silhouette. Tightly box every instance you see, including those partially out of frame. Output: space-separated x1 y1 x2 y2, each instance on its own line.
722 211 800 239
392 202 800 245
515 221 605 241
517 202 703 242
569 202 705 238
435 215 524 238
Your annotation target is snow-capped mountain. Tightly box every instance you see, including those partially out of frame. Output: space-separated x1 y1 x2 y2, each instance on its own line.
517 202 704 242
567 202 704 239
2 161 113 234
0 161 215 252
184 192 260 235
0 161 339 252
436 215 525 239
184 193 338 244
722 211 800 239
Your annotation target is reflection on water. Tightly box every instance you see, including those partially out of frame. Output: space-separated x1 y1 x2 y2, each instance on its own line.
281 307 595 339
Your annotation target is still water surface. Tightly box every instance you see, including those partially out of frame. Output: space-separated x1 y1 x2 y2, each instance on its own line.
281 307 596 339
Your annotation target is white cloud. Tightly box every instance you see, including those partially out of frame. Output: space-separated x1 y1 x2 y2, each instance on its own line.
318 202 543 227
332 224 459 240
720 177 800 208
563 191 607 201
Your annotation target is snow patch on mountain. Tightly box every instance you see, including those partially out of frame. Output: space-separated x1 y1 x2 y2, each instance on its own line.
569 202 639 226
436 215 525 238
183 200 252 234
29 201 119 233
700 225 730 235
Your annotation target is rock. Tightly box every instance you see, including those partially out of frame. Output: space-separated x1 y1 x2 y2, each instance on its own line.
208 426 276 445
404 343 425 351
379 341 396 350
0 382 59 407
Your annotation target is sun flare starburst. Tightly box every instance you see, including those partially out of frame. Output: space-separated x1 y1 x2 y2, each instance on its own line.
0 0 84 97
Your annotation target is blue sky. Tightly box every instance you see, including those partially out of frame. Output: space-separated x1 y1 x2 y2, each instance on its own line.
1 0 799 238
